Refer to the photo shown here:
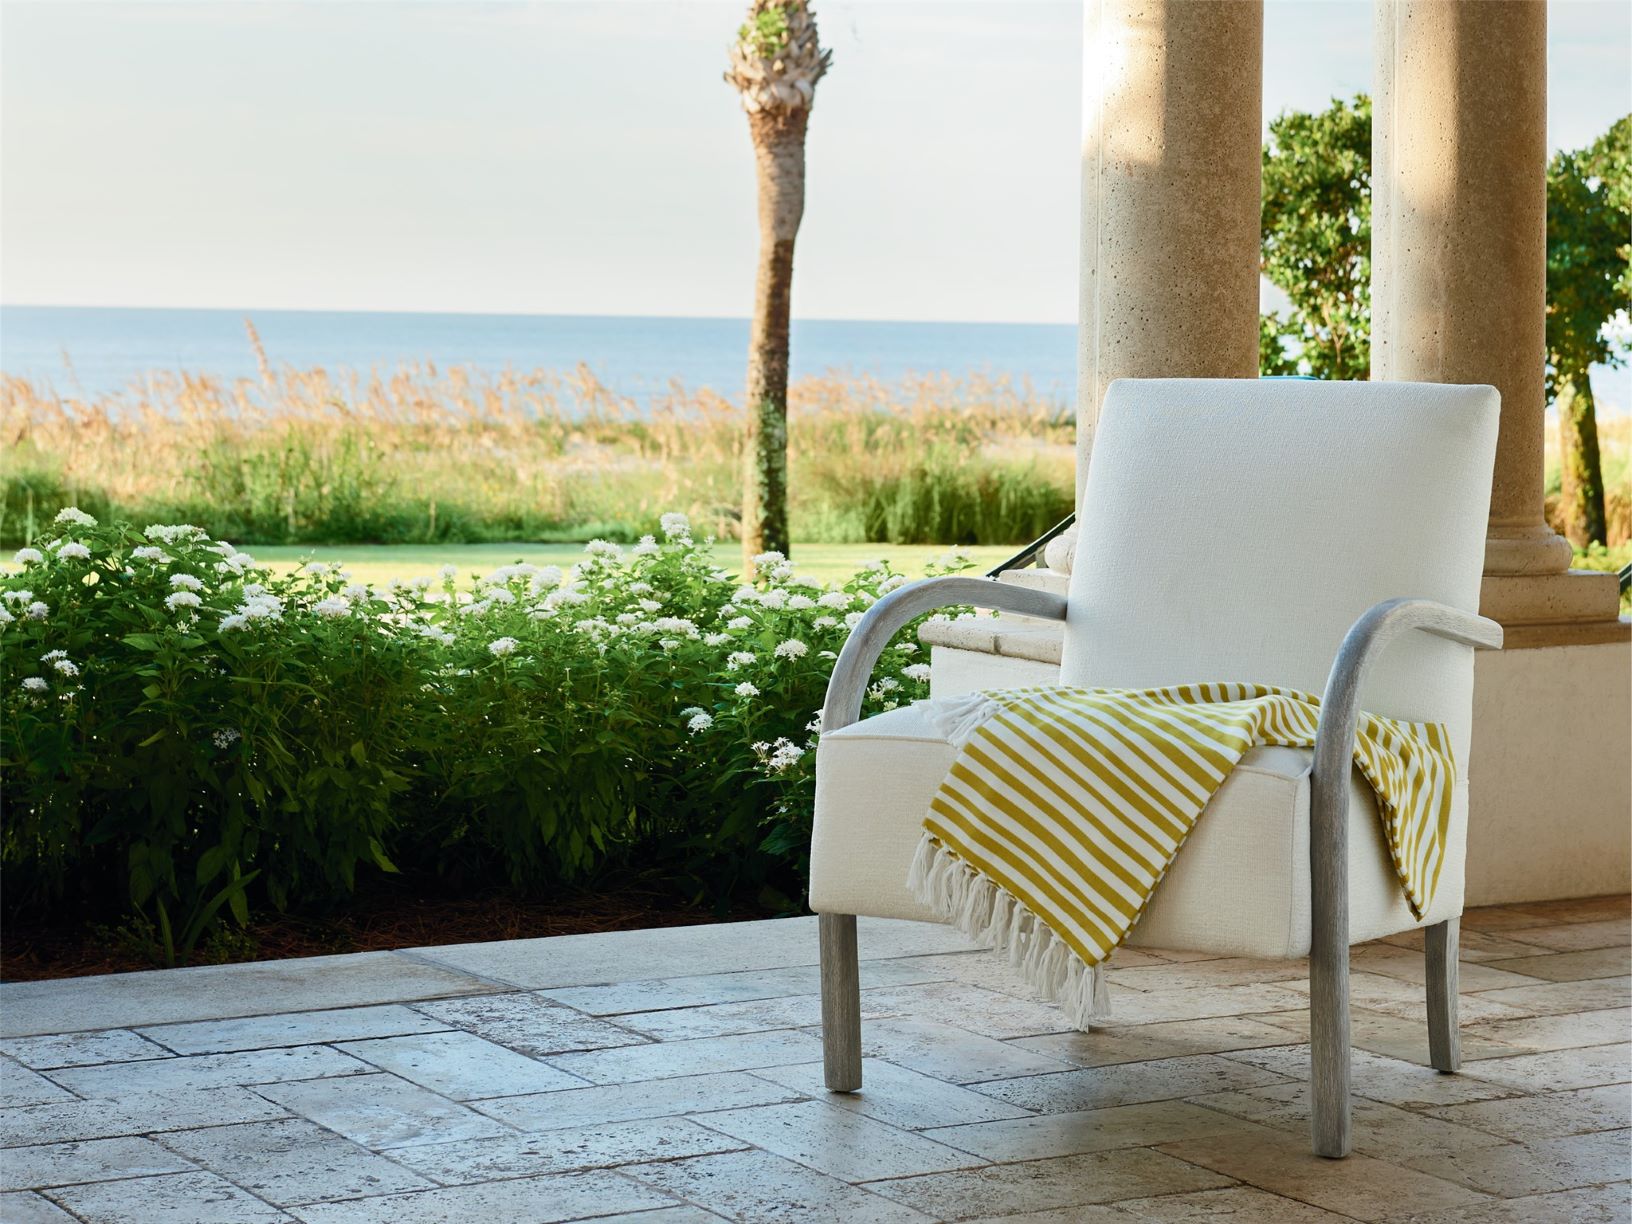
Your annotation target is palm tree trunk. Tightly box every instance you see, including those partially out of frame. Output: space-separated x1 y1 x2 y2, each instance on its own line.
1556 372 1607 547
742 107 808 568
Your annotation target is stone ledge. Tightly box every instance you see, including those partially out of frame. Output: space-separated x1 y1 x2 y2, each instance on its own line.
919 617 1064 666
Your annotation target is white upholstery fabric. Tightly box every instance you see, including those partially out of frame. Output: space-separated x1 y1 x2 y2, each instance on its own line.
809 378 1496 957
808 701 1467 958
1061 378 1498 770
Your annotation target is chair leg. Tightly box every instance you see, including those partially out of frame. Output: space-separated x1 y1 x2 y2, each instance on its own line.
818 912 862 1092
1309 932 1353 1158
1425 917 1461 1072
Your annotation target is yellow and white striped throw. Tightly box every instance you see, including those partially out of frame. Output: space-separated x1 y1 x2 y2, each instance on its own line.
908 683 1455 1027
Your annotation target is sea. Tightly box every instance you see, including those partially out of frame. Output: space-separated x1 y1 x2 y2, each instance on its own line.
0 306 1078 406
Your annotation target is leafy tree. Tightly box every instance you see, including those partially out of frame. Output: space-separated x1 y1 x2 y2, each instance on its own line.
1260 95 1372 380
724 1 832 569
1546 116 1630 546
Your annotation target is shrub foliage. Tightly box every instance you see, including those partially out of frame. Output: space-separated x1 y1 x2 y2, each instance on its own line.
1 509 959 961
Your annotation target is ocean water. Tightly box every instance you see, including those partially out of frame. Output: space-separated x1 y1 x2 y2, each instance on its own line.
0 305 1078 405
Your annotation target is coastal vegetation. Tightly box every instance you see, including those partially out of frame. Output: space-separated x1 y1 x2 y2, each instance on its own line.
1 510 963 965
0 366 1075 552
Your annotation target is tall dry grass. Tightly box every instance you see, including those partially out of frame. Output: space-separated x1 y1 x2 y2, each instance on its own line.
0 356 1076 547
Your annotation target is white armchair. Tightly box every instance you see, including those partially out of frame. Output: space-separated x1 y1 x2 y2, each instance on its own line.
808 378 1504 1158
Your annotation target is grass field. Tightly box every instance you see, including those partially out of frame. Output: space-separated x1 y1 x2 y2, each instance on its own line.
251 541 1014 587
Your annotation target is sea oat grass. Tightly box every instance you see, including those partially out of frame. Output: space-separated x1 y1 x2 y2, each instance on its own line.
0 365 1075 547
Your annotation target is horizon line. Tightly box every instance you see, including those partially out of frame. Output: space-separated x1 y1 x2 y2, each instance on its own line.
0 303 1079 330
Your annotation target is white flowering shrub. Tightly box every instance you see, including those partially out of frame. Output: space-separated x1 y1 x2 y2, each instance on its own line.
1 511 967 958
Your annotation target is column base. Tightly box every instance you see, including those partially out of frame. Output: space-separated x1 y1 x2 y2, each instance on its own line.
1480 570 1629 648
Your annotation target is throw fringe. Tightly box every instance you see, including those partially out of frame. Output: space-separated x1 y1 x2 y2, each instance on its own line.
908 833 1113 1029
926 692 1005 749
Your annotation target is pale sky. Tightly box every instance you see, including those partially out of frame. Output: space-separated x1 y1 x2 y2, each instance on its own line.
2 0 1628 325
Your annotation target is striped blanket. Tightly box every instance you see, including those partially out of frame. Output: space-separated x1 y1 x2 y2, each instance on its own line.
908 684 1454 1028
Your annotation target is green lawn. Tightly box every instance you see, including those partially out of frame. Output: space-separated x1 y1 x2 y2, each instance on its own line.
250 541 1014 587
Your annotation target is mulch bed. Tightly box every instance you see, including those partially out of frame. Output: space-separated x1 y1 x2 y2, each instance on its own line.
1 879 771 982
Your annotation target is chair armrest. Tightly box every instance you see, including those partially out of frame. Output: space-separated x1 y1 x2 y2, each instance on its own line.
821 576 1068 735
1312 597 1502 856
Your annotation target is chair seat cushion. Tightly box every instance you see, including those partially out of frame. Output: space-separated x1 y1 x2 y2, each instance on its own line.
809 700 1465 959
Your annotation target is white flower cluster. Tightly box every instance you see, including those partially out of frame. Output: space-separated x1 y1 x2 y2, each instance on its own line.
11 548 44 566
488 636 519 657
54 507 98 528
660 512 691 539
169 574 204 592
773 638 808 660
212 727 241 749
220 586 285 631
753 737 805 772
144 524 207 545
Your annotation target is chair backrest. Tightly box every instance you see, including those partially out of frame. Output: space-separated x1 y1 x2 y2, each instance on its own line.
1059 378 1499 767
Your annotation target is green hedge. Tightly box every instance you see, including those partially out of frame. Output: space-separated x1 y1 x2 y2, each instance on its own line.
1 511 958 962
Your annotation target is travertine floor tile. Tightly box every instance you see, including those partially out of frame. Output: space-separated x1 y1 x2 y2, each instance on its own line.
1106 957 1309 994
694 1099 983 1182
1246 1007 1519 1064
0 953 489 1038
859 981 1072 1040
1483 946 1630 983
1108 1185 1355 1221
852 1017 1076 1084
1374 928 1559 962
287 1170 678 1223
1348 945 1543 991
0 899 1626 1222
1402 1128 1631 1197
973 1054 1289 1114
413 992 644 1058
1011 1017 1304 1068
748 1059 1032 1130
0 1059 74 1109
611 993 831 1042
158 1119 434 1205
924 1099 1260 1161
548 1029 823 1085
0 1088 288 1146
50 1169 295 1222
1470 976 1630 1017
541 959 937 1016
1506 896 1629 925
1218 1046 1523 1109
337 1030 586 1099
1498 919 1630 953
1088 983 1305 1027
627 1148 937 1223
1458 906 1553 932
1379 1182 1631 1223
1462 1007 1631 1056
256 1072 508 1150
47 1045 367 1099
1277 973 1525 1024
1156 1126 1489 1219
863 1148 1232 1219
0 1191 76 1223
1459 1042 1630 1092
1423 1084 1631 1141
1 1029 171 1069
1189 1081 1510 1163
140 1005 449 1056
0 1136 194 1191
386 1116 745 1184
475 1071 802 1133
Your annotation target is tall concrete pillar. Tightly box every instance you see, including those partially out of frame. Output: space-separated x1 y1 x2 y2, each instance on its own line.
1372 0 1624 644
1072 0 1263 505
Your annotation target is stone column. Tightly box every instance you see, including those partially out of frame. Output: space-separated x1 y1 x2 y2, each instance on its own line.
1045 0 1264 570
1372 0 1624 645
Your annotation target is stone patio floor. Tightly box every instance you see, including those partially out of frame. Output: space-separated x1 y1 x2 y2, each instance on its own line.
0 897 1627 1224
